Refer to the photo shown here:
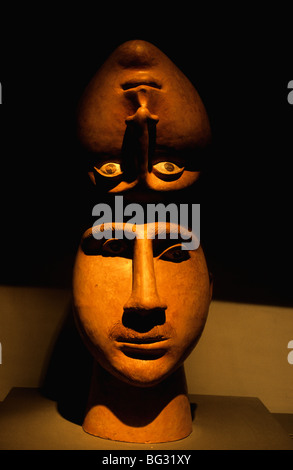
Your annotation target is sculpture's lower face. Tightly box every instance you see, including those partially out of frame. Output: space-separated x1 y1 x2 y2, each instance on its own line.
73 226 211 389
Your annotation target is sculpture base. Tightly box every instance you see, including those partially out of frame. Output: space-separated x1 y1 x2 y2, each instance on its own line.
0 388 293 449
82 362 193 443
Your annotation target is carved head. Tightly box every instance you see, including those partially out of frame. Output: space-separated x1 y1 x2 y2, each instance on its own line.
77 40 211 195
73 223 212 387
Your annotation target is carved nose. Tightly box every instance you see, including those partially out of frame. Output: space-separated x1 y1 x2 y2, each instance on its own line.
123 238 167 313
117 40 159 68
125 105 158 179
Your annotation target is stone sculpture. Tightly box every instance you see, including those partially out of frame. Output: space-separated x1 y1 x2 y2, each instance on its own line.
73 40 212 443
76 39 211 197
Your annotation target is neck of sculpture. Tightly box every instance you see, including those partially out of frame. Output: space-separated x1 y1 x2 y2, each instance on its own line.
82 361 193 443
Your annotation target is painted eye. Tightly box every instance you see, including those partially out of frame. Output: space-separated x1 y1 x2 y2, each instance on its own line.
152 161 184 180
95 162 122 177
159 244 190 263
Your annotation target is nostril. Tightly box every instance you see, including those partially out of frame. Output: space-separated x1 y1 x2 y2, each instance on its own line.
122 308 166 333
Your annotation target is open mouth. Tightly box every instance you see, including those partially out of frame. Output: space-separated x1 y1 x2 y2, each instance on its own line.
117 337 169 360
116 336 168 344
121 344 167 361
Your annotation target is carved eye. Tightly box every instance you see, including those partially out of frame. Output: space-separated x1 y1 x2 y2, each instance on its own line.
159 244 190 263
152 161 184 180
102 239 129 256
95 162 122 177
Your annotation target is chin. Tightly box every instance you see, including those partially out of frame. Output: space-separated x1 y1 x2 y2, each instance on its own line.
108 354 180 388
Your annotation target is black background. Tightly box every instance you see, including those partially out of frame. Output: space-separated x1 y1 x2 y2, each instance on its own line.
1 5 292 307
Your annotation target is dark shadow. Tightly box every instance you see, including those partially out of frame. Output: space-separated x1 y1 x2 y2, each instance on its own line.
41 303 93 426
190 402 197 422
86 363 194 429
122 308 166 332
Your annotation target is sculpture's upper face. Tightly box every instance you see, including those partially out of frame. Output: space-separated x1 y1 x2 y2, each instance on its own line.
73 224 212 387
77 40 211 195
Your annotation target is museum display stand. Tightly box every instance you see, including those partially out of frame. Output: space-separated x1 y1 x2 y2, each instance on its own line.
0 387 292 450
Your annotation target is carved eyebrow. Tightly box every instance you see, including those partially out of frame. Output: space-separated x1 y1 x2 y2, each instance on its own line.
82 223 134 241
146 222 194 241
82 222 195 242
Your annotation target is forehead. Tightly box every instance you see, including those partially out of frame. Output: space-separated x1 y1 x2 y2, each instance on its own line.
76 40 211 157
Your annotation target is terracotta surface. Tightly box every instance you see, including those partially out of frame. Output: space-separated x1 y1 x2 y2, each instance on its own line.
82 363 193 443
2 388 293 449
73 225 212 442
76 40 211 195
73 39 212 443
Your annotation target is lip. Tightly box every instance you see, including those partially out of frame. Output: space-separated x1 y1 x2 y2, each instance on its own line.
121 73 162 91
115 336 169 345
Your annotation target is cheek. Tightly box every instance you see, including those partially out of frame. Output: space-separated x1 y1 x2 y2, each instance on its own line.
155 258 206 303
73 255 132 338
155 259 210 343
